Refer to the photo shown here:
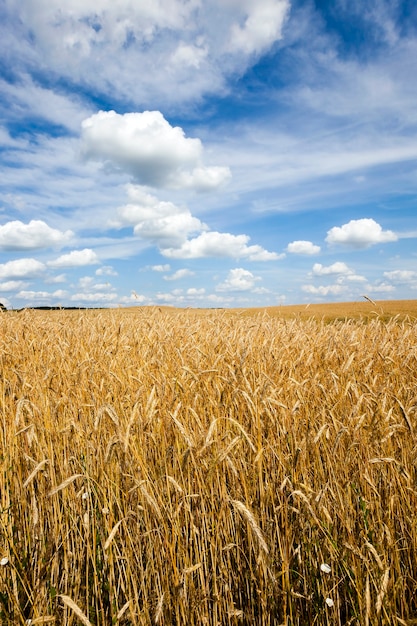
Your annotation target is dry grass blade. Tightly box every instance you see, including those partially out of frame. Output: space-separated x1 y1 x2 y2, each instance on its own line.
49 474 84 496
59 595 93 626
116 601 130 620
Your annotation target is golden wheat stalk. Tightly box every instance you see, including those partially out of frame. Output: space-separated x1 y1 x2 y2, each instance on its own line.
59 595 92 626
231 499 269 555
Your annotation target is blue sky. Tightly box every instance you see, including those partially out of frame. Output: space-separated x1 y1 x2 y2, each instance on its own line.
1 0 416 309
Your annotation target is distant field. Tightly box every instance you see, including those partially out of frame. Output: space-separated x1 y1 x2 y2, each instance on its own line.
238 298 417 321
122 298 417 321
1 304 417 624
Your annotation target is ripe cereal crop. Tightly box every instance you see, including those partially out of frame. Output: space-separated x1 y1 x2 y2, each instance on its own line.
1 303 417 624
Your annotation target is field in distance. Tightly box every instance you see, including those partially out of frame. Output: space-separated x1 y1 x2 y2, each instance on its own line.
235 298 417 321
122 298 417 322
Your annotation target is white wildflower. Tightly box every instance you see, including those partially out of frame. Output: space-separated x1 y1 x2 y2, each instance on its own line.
320 563 331 574
325 597 334 607
0 557 9 566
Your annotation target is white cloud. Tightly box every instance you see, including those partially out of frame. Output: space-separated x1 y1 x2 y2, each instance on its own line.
129 291 148 303
116 185 278 261
187 287 205 296
3 0 290 108
52 289 68 299
78 276 94 289
0 258 46 279
171 42 208 69
81 110 231 190
92 282 115 292
0 75 92 132
302 284 346 296
45 274 67 283
228 0 290 55
0 280 27 292
16 290 52 300
0 220 73 250
344 274 367 282
151 264 171 272
116 186 206 248
216 268 261 292
287 240 321 255
383 270 417 283
48 248 100 268
162 231 280 260
70 292 118 303
155 292 177 303
164 269 194 281
367 282 396 293
312 262 353 276
96 265 118 276
16 289 65 301
326 218 398 248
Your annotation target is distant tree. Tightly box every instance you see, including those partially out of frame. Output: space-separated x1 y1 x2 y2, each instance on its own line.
0 302 7 311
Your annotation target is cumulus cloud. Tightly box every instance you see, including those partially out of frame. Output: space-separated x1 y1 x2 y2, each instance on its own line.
16 289 66 301
116 185 278 261
70 292 118 302
216 268 262 292
151 264 171 272
0 219 73 250
0 280 27 292
367 282 396 293
312 262 353 276
0 258 46 279
302 284 346 296
187 287 205 296
164 269 194 281
326 218 398 248
383 270 417 282
116 186 206 248
162 231 280 260
48 248 100 268
81 110 231 191
286 240 321 255
344 274 367 282
96 265 118 276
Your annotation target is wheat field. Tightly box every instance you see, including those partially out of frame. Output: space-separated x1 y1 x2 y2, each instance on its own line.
1 304 417 625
